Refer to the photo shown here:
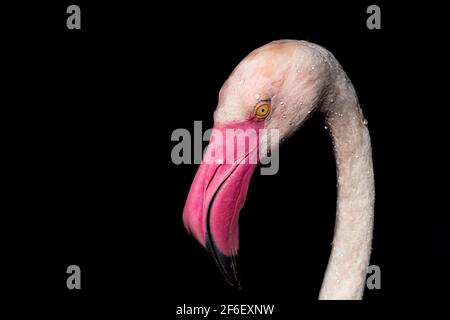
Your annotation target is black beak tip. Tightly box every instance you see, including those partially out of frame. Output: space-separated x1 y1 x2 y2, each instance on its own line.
205 191 241 289
206 242 241 289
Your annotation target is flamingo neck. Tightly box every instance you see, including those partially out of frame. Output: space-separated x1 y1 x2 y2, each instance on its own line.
318 89 375 300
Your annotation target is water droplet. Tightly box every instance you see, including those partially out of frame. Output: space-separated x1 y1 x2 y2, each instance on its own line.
282 115 287 119
307 110 311 114
330 98 334 103
311 66 315 70
239 79 244 85
280 101 284 105
362 118 368 126
255 94 261 99
324 125 328 130
336 279 341 283
296 69 301 73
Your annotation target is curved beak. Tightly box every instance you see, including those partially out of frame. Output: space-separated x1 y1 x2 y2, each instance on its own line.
183 119 263 287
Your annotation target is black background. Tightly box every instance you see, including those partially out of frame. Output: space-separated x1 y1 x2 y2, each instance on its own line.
3 0 449 317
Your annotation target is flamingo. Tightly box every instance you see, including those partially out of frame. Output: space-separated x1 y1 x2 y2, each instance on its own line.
183 40 375 300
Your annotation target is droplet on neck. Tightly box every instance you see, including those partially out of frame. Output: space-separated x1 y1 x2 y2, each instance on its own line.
362 118 368 126
331 110 343 118
239 79 245 85
280 101 284 105
255 93 261 100
296 69 301 73
330 98 334 103
311 66 315 70
282 115 287 119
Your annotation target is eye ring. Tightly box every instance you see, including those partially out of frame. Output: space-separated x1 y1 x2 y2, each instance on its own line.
255 101 271 119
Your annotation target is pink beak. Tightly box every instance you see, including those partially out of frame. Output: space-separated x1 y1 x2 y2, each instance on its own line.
183 119 264 287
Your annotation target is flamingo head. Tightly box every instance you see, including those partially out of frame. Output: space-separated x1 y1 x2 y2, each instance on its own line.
183 40 333 286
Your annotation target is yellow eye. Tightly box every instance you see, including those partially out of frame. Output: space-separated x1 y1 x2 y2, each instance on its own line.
255 103 271 119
